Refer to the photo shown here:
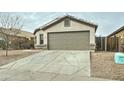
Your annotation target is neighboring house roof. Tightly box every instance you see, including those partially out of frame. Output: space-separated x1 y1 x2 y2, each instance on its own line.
0 27 34 38
17 30 34 38
34 15 98 34
108 26 124 37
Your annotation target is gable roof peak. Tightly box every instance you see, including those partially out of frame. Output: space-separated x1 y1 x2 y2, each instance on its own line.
34 14 98 34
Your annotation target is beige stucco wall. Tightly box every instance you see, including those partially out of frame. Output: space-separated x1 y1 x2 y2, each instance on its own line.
109 29 124 51
109 29 124 44
116 30 124 51
116 30 124 40
35 19 96 50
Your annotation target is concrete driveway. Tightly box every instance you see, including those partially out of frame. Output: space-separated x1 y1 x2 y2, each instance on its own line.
0 50 109 81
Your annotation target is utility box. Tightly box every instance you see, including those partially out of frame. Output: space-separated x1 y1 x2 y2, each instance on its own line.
114 53 124 64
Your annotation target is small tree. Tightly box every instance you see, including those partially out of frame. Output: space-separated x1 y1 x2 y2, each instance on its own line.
0 14 23 56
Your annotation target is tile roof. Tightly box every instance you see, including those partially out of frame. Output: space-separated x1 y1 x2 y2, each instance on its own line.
34 14 98 34
108 26 124 37
0 27 34 38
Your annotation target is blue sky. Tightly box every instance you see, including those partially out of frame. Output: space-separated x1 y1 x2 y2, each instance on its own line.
1 12 124 36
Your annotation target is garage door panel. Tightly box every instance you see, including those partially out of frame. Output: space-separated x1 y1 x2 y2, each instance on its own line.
48 31 90 50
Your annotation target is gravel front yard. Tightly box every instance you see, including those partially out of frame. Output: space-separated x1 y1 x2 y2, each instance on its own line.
0 50 41 66
91 52 124 80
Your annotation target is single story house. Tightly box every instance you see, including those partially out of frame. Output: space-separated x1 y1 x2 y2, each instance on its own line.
0 28 35 49
34 15 98 51
107 26 124 52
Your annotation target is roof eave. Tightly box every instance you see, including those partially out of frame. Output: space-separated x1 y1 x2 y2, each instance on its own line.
107 26 124 38
34 15 98 34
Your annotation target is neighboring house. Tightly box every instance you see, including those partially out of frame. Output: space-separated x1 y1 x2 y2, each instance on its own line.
17 30 34 41
14 30 35 49
107 26 124 52
0 29 35 49
34 15 98 51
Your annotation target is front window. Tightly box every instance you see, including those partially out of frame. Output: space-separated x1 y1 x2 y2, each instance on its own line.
34 36 36 44
40 34 43 44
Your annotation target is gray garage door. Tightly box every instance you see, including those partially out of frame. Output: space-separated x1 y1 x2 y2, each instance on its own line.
48 31 90 50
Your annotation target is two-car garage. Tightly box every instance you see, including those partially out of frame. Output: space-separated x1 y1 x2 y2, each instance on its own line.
47 31 90 50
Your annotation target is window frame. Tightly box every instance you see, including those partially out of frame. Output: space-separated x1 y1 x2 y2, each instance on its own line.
40 34 44 44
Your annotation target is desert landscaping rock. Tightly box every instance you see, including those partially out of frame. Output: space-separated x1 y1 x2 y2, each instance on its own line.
91 52 124 80
0 50 41 66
